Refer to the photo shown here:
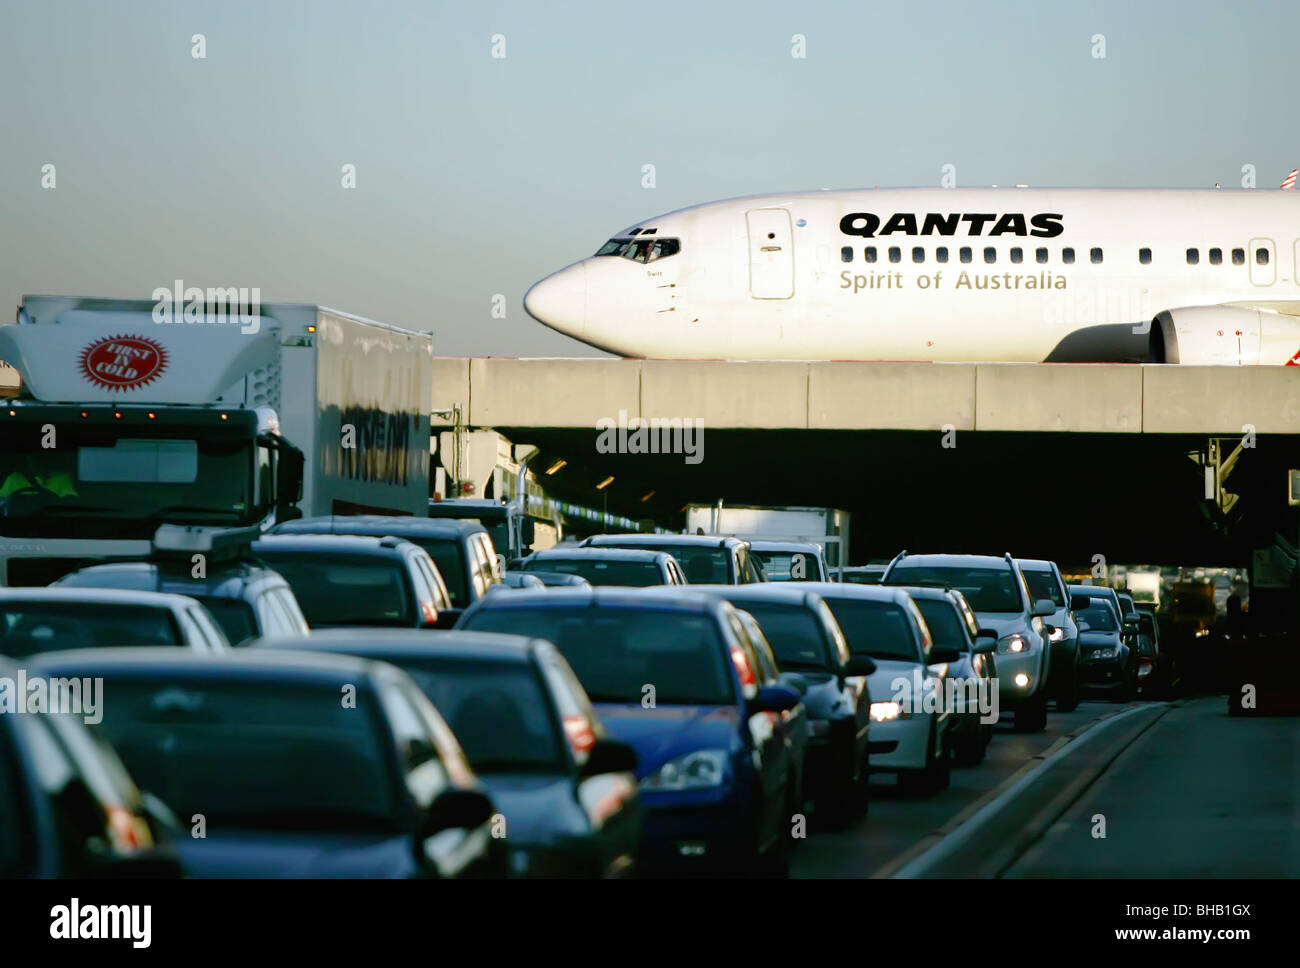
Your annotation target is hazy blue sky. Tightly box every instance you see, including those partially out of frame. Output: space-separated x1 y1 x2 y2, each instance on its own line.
1 0 1295 356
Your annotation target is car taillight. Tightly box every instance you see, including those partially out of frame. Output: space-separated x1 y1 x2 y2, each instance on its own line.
563 715 596 757
106 805 150 853
420 601 438 625
729 644 756 690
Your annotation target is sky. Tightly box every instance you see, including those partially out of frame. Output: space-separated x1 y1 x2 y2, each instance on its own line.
1 0 1296 357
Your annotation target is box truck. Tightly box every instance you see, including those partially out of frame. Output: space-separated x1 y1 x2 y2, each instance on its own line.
0 295 431 585
683 503 851 579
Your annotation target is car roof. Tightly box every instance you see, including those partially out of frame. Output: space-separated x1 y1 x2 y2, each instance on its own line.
584 533 745 549
1015 558 1055 572
0 587 199 610
276 515 487 540
255 628 547 663
529 547 672 563
30 646 386 684
56 560 289 598
673 583 827 608
748 540 822 553
467 586 723 616
253 534 414 557
892 553 1015 569
801 581 935 605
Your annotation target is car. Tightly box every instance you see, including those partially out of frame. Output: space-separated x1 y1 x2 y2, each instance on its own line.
579 533 766 584
55 558 309 647
0 587 230 656
30 648 506 878
520 547 686 586
1116 591 1139 621
0 658 184 877
839 564 887 585
1130 608 1170 697
496 570 547 590
795 583 956 793
256 629 643 878
748 541 830 582
1073 602 1139 700
1070 583 1124 627
879 584 999 766
272 515 501 614
251 534 454 630
883 553 1054 732
1016 559 1082 712
523 571 592 589
456 587 803 875
674 584 876 818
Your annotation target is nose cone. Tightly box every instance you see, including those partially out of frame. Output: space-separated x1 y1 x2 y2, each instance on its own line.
524 263 586 340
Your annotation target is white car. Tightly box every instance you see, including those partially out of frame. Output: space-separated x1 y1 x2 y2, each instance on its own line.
0 587 230 656
801 583 954 796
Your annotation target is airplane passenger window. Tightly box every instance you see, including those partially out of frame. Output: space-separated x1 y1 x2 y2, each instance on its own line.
935 247 949 263
959 247 972 264
1209 248 1222 265
1036 247 1048 264
841 247 853 263
1091 247 1103 264
1232 248 1245 265
983 247 995 264
1062 248 1075 264
1010 247 1023 263
1186 248 1199 265
864 247 877 263
888 247 901 263
1139 248 1151 265
1256 247 1269 266
912 247 924 263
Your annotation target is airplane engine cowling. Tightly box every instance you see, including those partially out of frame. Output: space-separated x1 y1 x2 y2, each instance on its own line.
1150 306 1300 365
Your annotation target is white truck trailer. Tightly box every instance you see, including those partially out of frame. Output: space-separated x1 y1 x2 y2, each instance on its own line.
683 503 851 579
0 295 431 585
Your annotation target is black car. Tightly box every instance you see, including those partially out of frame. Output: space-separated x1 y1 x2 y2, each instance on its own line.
251 534 455 630
1074 604 1139 700
520 547 686 586
676 584 876 824
258 629 643 878
579 533 766 584
30 649 506 878
0 658 182 877
272 515 500 614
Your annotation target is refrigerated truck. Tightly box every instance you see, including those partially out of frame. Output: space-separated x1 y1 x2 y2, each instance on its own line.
0 295 431 585
683 503 850 578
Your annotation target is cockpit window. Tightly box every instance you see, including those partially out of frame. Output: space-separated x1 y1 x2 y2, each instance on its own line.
594 237 681 263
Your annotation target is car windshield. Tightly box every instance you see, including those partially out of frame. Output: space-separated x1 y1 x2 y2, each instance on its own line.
417 540 470 607
1022 569 1064 607
195 596 257 644
738 603 833 671
462 606 733 705
1077 606 1117 632
0 602 180 655
523 557 663 587
913 599 967 651
394 658 566 773
92 677 401 831
256 553 414 627
889 564 1022 613
752 550 821 581
823 599 918 661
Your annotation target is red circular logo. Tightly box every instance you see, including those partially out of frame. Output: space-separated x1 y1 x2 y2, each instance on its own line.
78 335 168 391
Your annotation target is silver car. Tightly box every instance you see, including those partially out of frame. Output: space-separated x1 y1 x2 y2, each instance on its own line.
1016 559 1082 712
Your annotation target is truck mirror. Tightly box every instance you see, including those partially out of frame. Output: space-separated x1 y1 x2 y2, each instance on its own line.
276 446 305 506
521 518 535 546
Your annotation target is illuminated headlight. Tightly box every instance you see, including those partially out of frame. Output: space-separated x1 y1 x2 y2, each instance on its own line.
640 749 727 791
1194 628 1210 638
1092 647 1118 658
870 701 908 722
998 634 1031 654
1013 673 1030 688
1048 626 1066 643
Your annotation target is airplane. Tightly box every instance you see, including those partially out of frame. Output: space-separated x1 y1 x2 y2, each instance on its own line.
523 184 1300 365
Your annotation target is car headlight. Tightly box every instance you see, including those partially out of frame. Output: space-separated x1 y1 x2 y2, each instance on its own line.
870 701 909 722
640 749 728 791
1048 626 1065 643
997 633 1032 654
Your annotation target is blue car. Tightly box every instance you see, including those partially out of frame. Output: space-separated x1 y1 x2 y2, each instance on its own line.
458 588 803 875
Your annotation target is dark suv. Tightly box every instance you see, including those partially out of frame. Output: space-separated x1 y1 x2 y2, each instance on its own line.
580 534 766 584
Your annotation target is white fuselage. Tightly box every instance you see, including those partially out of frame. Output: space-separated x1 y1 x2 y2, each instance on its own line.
523 188 1300 363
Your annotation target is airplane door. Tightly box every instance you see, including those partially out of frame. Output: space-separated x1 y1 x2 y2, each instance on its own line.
1248 237 1275 286
747 208 794 299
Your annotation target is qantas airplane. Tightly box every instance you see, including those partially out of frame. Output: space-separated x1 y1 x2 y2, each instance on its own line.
523 182 1300 365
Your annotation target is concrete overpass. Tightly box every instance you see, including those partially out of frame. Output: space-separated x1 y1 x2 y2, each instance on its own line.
431 358 1300 569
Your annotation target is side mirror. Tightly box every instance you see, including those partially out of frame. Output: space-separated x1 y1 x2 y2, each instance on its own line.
276 445 305 507
579 738 638 778
433 608 464 630
776 671 808 696
520 518 536 546
929 645 963 664
843 654 877 677
421 789 496 838
1032 599 1056 618
1070 594 1091 611
749 683 802 714
971 637 996 655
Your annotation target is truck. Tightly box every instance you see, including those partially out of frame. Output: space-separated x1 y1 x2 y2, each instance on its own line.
1125 570 1163 610
0 295 431 586
683 503 851 579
